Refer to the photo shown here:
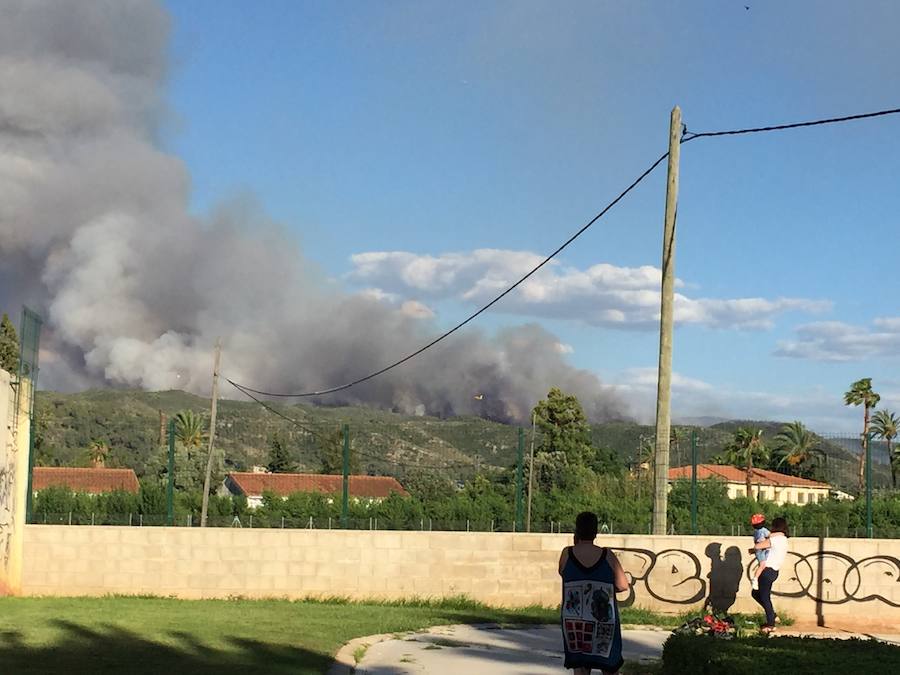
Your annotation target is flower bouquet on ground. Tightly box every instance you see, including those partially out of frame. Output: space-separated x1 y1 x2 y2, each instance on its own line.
673 613 736 639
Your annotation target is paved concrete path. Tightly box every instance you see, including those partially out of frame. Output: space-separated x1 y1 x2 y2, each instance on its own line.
353 625 668 674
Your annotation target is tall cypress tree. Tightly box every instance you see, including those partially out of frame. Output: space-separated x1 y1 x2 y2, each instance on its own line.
0 313 19 375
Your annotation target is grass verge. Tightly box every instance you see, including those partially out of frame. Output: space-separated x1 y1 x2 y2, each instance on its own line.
0 595 555 675
661 633 900 674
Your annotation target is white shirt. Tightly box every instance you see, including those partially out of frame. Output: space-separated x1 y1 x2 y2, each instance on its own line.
765 533 788 571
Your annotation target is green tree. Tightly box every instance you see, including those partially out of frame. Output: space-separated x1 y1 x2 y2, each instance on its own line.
318 428 359 475
174 410 206 449
268 433 298 473
532 387 593 467
86 440 109 468
173 410 208 491
844 378 880 493
772 421 825 478
0 312 19 375
139 479 167 516
718 427 768 497
870 410 899 488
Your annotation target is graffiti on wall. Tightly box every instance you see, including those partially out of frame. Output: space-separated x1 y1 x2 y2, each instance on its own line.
0 465 13 571
613 547 707 606
764 551 900 607
612 544 899 611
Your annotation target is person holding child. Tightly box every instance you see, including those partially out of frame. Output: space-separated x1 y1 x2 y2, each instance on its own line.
750 516 789 633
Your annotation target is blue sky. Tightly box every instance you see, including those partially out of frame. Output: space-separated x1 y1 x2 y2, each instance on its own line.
161 0 900 431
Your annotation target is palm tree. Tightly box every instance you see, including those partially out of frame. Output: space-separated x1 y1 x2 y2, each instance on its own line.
720 427 768 497
844 378 880 493
174 410 207 452
173 410 209 492
772 421 825 478
871 410 899 488
87 440 109 468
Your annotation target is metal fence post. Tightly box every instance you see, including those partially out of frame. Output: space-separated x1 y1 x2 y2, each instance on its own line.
515 426 525 532
166 419 175 526
690 430 698 535
866 432 873 538
341 424 350 529
25 418 36 524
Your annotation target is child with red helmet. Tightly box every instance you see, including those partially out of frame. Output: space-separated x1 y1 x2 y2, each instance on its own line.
749 513 770 590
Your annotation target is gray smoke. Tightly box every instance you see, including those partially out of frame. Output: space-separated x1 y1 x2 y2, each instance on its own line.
0 0 628 422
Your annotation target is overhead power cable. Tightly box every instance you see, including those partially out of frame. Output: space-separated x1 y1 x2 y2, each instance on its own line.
231 104 900 398
681 106 900 141
228 378 477 471
231 149 671 397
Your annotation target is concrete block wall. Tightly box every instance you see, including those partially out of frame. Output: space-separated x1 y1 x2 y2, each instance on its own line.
22 526 900 625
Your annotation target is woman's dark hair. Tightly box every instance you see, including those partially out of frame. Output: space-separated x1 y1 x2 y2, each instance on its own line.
575 511 599 541
770 517 789 537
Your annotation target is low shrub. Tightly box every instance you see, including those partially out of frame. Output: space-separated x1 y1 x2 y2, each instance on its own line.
661 633 900 674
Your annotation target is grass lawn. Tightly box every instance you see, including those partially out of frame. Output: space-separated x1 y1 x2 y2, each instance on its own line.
0 595 562 674
0 595 785 673
662 633 900 674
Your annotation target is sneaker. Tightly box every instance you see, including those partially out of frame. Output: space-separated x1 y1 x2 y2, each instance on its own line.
751 578 759 591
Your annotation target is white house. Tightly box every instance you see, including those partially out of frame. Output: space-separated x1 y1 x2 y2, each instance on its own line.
224 472 407 509
668 464 853 505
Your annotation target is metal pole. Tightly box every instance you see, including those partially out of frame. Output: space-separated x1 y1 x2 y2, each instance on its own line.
866 432 873 538
166 419 175 526
25 417 36 524
515 427 525 532
200 338 222 527
341 424 350 528
652 105 681 535
526 411 536 532
691 430 698 535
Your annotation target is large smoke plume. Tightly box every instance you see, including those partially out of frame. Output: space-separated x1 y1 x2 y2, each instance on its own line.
0 0 627 422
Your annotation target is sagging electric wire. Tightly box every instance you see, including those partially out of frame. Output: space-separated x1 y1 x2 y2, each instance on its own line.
229 378 478 471
230 104 900 399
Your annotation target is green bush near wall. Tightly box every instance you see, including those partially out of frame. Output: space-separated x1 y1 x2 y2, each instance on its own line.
661 633 900 674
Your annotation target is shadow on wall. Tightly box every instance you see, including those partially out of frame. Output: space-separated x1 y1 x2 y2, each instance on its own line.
0 620 331 675
704 543 743 614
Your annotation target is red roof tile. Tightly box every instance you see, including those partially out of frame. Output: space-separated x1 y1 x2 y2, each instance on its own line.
668 464 831 488
226 473 408 499
33 467 140 494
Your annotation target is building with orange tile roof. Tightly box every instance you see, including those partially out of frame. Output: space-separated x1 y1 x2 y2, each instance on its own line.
32 467 140 494
224 472 407 509
668 464 852 504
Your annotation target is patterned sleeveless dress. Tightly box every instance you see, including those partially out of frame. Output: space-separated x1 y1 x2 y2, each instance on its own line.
560 546 624 672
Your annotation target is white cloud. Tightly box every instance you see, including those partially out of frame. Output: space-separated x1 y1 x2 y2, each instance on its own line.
350 249 829 330
554 342 574 354
357 287 435 320
609 368 863 433
775 317 900 361
399 300 435 319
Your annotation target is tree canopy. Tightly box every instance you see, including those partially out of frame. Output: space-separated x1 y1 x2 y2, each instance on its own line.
267 433 298 474
0 312 19 375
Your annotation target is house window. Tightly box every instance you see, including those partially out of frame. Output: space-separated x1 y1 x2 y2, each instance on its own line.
798 492 806 504
735 488 745 497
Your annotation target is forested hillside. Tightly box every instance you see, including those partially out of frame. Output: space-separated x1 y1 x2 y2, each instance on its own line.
32 389 872 490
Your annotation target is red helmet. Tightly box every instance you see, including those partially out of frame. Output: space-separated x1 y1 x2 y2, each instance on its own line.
750 513 766 526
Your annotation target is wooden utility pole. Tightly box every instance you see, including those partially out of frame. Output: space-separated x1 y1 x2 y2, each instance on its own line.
652 106 681 536
200 339 222 528
525 411 536 532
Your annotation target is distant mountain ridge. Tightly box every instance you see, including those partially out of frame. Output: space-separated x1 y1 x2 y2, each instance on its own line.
32 389 876 491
